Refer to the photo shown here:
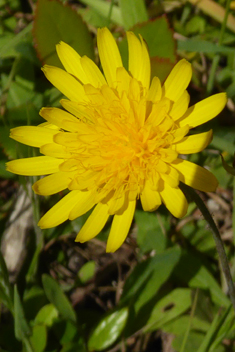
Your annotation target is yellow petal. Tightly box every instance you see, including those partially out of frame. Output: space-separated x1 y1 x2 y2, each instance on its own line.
32 171 75 195
170 91 190 121
140 181 161 211
10 126 58 148
80 55 106 87
6 156 63 176
147 76 162 102
42 65 87 102
38 190 81 228
160 183 188 218
106 200 136 253
179 93 227 128
127 32 151 89
40 107 79 131
174 130 213 154
40 143 72 158
56 41 88 83
171 158 218 192
60 100 93 122
116 67 131 96
97 27 123 86
69 189 96 220
75 202 110 242
163 59 192 102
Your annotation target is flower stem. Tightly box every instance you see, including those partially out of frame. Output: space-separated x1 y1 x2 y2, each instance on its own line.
181 183 235 312
207 0 232 94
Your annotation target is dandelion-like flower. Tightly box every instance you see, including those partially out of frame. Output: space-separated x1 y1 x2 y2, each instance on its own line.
7 28 226 252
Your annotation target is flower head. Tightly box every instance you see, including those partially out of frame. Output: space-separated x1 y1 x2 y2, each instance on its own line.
7 28 226 252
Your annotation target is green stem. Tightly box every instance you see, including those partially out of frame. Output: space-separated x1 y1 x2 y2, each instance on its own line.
207 0 232 93
181 183 235 312
180 288 199 352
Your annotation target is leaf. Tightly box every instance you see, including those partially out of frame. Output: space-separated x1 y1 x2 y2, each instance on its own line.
178 39 235 54
150 57 175 83
14 285 31 341
120 247 181 312
88 307 128 351
78 261 96 284
0 23 33 59
42 274 76 323
135 210 167 254
0 251 13 312
221 154 235 176
34 303 59 327
119 0 148 29
33 0 95 67
80 0 123 26
173 252 230 307
146 289 192 331
29 325 47 352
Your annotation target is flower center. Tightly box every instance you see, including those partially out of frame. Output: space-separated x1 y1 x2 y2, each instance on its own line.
60 79 180 201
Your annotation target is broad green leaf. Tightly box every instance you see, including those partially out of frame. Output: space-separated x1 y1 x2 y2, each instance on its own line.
88 307 128 351
33 0 95 67
42 274 76 323
146 289 192 331
163 315 210 336
34 303 59 327
14 285 31 341
119 0 148 29
135 210 167 254
173 252 230 307
29 325 47 352
150 57 175 83
80 0 123 26
78 261 96 284
121 247 181 312
0 251 13 312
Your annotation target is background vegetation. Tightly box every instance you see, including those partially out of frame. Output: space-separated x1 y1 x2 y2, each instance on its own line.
1 0 235 351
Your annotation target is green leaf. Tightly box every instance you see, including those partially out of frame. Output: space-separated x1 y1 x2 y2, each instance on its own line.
80 0 123 26
221 154 235 176
33 0 95 67
42 274 76 323
78 261 96 284
0 251 13 312
34 303 59 327
173 252 230 307
121 247 181 312
29 325 47 352
88 307 128 351
178 39 235 54
146 289 192 331
135 210 167 254
0 23 33 59
14 285 31 341
119 0 148 29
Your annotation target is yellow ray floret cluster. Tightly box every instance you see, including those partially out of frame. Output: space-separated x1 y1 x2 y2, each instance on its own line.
7 28 227 252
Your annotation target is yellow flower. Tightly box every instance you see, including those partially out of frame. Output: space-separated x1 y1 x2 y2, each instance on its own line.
7 28 226 252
